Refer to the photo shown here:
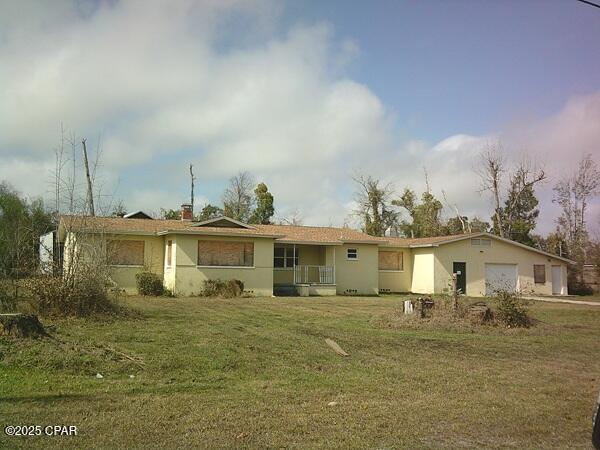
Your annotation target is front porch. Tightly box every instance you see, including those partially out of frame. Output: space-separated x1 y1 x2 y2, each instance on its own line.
273 243 337 296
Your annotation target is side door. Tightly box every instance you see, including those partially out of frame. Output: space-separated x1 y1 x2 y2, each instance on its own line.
453 262 466 294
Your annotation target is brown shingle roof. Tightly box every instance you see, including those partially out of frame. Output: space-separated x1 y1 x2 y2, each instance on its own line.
254 224 384 244
58 216 574 262
59 215 382 244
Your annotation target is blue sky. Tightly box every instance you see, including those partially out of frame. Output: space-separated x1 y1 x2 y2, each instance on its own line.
281 0 600 141
0 0 598 234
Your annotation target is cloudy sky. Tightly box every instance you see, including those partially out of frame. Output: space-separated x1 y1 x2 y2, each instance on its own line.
1 0 599 234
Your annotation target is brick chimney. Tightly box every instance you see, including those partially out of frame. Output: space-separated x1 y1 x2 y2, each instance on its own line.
181 203 193 221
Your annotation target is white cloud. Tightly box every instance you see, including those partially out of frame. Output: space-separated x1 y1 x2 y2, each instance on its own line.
0 1 597 234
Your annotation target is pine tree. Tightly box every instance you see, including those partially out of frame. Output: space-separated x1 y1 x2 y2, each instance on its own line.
248 183 274 224
492 170 540 246
393 188 443 238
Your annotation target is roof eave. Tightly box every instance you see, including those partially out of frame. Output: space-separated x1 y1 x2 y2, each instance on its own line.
62 229 158 237
274 239 343 246
342 239 388 245
157 229 283 239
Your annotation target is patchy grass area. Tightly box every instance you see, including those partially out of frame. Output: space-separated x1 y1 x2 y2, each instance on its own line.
572 294 600 302
1 295 599 449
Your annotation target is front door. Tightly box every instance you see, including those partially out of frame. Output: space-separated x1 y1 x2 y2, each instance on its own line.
552 266 562 295
453 262 466 294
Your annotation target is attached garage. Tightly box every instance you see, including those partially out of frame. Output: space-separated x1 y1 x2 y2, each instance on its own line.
485 263 518 295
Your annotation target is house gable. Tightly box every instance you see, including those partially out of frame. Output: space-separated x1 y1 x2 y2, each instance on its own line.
432 232 574 264
123 211 153 219
192 216 255 229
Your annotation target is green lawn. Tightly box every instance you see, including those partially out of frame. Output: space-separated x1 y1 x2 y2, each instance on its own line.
1 295 599 449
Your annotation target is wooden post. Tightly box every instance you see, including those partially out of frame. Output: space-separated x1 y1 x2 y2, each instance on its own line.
81 138 95 216
189 164 196 216
451 274 458 311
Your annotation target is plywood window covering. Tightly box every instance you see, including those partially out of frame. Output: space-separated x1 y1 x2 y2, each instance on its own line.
197 241 254 267
166 240 173 266
533 264 546 284
107 240 144 266
379 251 403 271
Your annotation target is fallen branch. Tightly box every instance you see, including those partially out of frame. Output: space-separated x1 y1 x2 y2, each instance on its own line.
101 346 146 369
325 338 349 357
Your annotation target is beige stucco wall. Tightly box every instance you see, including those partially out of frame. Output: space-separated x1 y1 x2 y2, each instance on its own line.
62 232 164 294
378 247 413 293
334 244 379 295
410 249 435 294
108 234 164 294
172 234 274 296
432 238 569 297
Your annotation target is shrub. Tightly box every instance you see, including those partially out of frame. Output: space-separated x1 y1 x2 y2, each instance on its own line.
495 289 531 328
135 272 164 296
202 279 244 298
569 280 594 296
25 266 120 318
0 284 17 313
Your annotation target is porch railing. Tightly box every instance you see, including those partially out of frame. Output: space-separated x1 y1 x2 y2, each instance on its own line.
294 265 335 285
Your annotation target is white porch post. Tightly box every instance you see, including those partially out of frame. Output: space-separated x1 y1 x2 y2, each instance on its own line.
333 247 336 284
293 244 296 284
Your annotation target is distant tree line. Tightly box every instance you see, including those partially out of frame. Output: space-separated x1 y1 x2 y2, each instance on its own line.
353 143 599 293
0 182 54 280
158 171 276 225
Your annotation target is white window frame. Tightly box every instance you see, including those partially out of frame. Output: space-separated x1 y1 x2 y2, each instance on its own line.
274 246 299 269
346 248 359 260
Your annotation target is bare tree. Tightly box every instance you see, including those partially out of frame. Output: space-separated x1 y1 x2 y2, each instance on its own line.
279 208 303 226
574 155 600 235
553 153 600 261
222 171 255 222
475 142 546 240
442 190 471 233
475 141 506 236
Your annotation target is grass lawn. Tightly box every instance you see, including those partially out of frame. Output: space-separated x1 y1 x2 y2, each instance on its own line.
1 295 599 449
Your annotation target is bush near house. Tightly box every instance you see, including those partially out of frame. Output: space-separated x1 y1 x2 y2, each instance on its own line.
25 272 120 317
202 279 244 298
494 289 531 327
0 283 17 313
135 272 165 296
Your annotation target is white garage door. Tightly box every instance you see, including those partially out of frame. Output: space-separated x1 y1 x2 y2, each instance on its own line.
485 264 518 296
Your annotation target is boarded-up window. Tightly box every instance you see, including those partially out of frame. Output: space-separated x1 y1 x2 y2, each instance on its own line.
197 241 254 267
379 251 403 271
166 240 173 266
107 240 144 266
534 264 546 284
